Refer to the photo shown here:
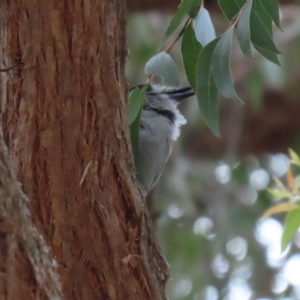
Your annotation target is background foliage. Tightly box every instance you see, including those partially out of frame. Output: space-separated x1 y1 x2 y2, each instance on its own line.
127 1 300 299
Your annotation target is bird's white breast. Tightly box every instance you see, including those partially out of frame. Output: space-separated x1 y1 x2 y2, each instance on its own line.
170 102 187 141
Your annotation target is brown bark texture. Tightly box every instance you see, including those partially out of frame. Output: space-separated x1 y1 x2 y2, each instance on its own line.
0 1 168 299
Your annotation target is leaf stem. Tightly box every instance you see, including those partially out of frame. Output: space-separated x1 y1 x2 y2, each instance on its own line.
164 18 191 53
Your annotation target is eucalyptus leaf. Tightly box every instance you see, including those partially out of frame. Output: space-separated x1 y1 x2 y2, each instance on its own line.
250 5 281 54
295 175 300 189
196 38 220 136
237 0 253 58
217 0 246 20
181 23 202 90
188 1 200 19
282 209 300 251
128 88 145 125
259 0 281 29
250 0 281 65
289 148 300 167
267 188 291 199
212 26 242 102
129 86 148 184
145 52 179 86
253 45 281 66
162 0 199 44
194 6 216 46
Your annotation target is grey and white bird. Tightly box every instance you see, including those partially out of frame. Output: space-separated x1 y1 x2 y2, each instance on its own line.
131 83 194 195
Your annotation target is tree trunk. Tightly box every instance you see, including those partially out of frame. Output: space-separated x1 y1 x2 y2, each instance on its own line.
0 1 168 299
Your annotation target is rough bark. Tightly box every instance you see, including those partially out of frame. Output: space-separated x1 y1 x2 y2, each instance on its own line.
0 129 62 299
0 1 168 299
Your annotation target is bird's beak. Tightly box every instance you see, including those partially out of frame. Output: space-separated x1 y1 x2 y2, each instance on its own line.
164 86 194 102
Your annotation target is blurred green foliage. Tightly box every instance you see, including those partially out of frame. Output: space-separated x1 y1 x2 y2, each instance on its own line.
127 4 300 300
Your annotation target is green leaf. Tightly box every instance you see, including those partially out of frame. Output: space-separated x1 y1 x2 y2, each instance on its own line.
181 23 202 90
295 175 300 189
259 0 281 29
128 88 145 125
267 188 292 199
162 0 199 44
250 0 281 65
212 26 242 102
253 45 281 66
188 1 200 19
289 148 300 167
145 52 179 86
196 38 220 136
129 86 148 184
282 209 300 251
194 5 216 46
237 0 253 58
250 5 280 54
217 0 246 20
295 0 300 3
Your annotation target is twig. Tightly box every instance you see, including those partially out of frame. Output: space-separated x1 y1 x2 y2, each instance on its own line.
164 18 191 53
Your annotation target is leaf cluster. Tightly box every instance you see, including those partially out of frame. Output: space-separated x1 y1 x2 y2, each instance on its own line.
263 149 300 251
129 0 283 136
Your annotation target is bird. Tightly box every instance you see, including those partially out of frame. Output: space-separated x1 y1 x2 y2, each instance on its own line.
130 83 194 195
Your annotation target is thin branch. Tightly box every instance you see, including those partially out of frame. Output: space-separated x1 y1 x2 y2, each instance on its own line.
164 18 191 53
